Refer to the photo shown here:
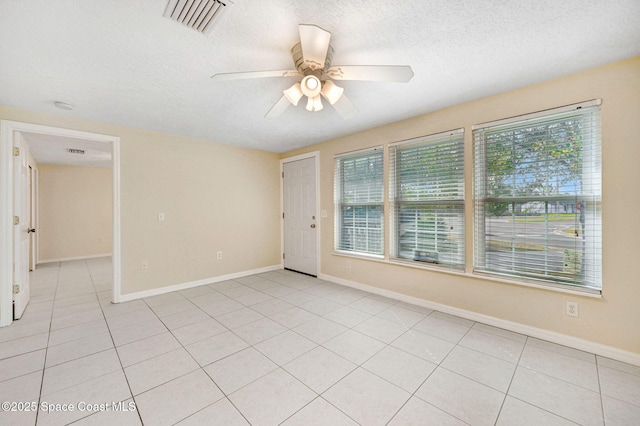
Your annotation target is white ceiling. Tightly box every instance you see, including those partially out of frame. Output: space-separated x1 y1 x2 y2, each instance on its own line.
1 1 639 154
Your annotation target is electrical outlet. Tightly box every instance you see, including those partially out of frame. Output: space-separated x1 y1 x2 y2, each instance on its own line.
216 251 223 260
141 261 148 270
566 301 579 317
158 212 165 221
346 260 352 270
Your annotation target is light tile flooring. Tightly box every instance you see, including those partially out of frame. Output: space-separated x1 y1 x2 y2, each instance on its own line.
1 258 639 425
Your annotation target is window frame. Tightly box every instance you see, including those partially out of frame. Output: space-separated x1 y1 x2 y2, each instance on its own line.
389 129 466 271
333 146 385 258
472 100 602 294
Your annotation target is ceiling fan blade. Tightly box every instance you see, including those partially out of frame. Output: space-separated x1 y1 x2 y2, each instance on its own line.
331 93 358 119
299 24 331 70
265 95 291 119
326 65 414 83
211 70 301 81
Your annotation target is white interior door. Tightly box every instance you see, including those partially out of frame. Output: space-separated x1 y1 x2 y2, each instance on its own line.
283 157 317 276
13 133 30 318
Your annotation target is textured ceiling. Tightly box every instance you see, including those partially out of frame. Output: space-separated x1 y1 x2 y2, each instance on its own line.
1 0 639 154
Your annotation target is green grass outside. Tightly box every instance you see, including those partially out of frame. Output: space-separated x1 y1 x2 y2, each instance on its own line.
510 213 577 223
486 239 575 253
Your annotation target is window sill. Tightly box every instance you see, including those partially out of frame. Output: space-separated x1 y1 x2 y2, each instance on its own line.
389 257 467 276
472 270 602 298
331 252 603 298
332 251 468 277
332 251 385 263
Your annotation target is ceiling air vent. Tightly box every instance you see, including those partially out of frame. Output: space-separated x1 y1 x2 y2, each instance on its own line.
68 149 85 155
163 0 233 37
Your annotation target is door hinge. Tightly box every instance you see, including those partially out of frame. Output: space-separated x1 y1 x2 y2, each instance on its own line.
282 171 284 178
283 253 285 259
282 212 285 219
13 146 20 156
13 285 19 295
13 215 20 225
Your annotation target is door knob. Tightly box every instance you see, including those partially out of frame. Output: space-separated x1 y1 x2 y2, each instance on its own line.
310 224 316 228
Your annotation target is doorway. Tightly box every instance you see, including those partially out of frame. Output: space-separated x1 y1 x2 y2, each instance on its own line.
0 120 121 327
282 153 319 276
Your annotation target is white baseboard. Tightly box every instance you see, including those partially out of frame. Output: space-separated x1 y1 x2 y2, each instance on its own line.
319 273 640 367
117 264 282 303
38 253 112 264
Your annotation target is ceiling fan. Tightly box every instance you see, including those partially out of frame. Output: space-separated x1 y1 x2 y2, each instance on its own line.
211 24 414 119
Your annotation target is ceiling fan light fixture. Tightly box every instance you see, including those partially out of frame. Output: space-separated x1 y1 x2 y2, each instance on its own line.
300 75 321 97
306 95 323 112
215 23 414 120
320 80 344 105
283 82 304 106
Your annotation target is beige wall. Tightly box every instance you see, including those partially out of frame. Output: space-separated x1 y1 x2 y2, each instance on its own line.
120 129 281 293
0 106 281 295
282 56 640 355
38 164 112 261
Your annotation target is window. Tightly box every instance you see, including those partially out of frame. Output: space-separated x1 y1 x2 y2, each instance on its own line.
334 147 384 256
473 100 601 292
389 129 465 270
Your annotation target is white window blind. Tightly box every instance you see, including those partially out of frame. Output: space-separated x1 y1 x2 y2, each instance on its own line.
389 129 465 270
334 148 384 256
473 100 602 292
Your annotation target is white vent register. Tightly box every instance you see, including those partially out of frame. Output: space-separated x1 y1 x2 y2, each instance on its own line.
163 0 233 36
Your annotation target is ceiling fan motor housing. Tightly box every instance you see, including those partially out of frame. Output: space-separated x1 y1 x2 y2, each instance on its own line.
291 42 333 75
290 38 335 112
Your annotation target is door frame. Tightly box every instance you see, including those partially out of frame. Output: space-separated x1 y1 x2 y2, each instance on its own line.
0 120 122 327
29 159 38 271
280 151 320 274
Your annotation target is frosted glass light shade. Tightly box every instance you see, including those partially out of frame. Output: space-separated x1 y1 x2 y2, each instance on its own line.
283 83 304 106
300 75 322 97
306 76 318 90
306 95 323 112
320 80 344 105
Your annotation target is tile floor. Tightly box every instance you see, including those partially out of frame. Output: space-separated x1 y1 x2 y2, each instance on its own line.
0 257 639 425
